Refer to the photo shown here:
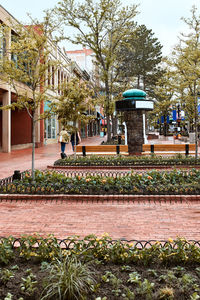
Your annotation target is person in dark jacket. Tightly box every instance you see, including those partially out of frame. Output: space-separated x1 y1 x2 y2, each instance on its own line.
70 131 81 151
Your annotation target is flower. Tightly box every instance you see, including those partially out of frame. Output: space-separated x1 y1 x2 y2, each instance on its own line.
102 179 107 184
168 238 174 243
147 176 153 180
85 178 91 183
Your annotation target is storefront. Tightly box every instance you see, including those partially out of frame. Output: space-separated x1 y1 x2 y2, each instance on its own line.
44 101 59 143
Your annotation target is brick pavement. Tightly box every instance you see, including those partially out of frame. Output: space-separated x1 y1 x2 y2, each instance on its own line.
0 135 107 179
0 199 200 240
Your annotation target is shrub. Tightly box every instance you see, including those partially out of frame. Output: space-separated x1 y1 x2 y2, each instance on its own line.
1 169 200 195
54 155 200 167
41 256 95 300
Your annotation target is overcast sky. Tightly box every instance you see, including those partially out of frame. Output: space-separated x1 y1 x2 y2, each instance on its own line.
1 0 200 56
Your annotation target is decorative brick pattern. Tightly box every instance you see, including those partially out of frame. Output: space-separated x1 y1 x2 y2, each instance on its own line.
0 196 200 240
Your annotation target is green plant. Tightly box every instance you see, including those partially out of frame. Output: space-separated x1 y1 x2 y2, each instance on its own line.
123 287 135 299
41 256 95 300
0 237 14 265
121 265 132 272
20 270 37 295
159 271 177 284
190 292 200 300
137 278 155 299
4 293 13 300
128 271 141 284
0 268 15 284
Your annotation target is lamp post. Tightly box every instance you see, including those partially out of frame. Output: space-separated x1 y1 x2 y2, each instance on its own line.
116 89 154 155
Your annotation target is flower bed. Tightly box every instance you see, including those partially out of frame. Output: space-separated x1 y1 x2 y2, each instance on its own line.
54 155 200 167
1 169 200 195
1 234 200 299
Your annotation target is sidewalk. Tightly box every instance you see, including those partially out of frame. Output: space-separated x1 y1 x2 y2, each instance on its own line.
0 135 106 179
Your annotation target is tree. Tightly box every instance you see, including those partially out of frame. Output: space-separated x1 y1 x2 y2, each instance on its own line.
116 24 163 98
55 0 138 141
166 6 200 158
0 13 64 179
51 77 94 154
152 68 176 136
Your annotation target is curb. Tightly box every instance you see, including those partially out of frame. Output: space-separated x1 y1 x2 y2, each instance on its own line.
48 165 200 170
0 194 199 203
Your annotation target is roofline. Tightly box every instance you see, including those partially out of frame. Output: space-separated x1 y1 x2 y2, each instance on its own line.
0 4 20 25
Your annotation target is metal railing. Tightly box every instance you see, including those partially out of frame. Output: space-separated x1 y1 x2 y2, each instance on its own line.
1 236 200 250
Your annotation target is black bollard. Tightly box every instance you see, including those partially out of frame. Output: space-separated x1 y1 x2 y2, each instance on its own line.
13 170 21 181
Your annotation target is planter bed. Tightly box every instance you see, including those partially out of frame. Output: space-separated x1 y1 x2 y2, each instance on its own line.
53 155 200 168
48 164 200 170
1 235 200 299
1 169 200 196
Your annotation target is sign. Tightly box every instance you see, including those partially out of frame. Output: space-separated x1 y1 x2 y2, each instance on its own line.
135 101 154 109
172 110 177 121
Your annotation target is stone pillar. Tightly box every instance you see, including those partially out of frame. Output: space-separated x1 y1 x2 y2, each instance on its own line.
2 90 11 153
124 110 144 155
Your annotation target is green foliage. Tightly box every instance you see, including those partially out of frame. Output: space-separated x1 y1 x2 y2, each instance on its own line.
2 168 200 195
20 269 38 295
55 0 138 140
51 77 94 131
54 154 200 167
0 14 65 179
19 234 62 261
117 24 163 98
0 237 14 265
1 235 200 298
0 268 15 284
41 256 95 300
163 6 200 157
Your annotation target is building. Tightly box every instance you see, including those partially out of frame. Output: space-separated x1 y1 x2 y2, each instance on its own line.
66 47 104 137
0 5 97 153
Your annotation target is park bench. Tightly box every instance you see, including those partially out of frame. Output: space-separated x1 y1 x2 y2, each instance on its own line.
76 144 196 156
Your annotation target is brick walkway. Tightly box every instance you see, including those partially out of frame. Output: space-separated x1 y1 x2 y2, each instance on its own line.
0 135 107 179
0 134 200 241
0 199 200 240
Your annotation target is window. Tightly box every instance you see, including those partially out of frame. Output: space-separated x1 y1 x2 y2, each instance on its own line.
0 26 6 61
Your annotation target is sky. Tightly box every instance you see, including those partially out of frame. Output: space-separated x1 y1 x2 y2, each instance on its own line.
0 0 200 56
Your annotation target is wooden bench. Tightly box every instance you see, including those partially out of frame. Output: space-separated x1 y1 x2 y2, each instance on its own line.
76 144 196 156
76 145 128 155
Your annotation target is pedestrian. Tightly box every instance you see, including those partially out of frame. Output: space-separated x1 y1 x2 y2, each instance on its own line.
58 127 70 159
70 131 81 151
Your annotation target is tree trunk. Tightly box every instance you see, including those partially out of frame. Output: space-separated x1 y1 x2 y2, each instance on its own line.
32 114 36 181
124 110 144 155
112 115 118 136
194 96 198 159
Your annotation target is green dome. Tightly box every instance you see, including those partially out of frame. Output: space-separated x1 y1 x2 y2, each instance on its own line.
123 89 146 99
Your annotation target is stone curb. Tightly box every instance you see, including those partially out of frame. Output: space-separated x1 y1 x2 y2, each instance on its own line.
0 194 199 203
48 165 200 170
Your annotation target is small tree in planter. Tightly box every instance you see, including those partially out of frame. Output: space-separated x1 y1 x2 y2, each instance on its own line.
0 13 64 180
51 77 94 156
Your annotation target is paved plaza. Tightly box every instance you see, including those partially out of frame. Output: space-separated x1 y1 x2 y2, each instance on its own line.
0 199 200 240
0 135 200 241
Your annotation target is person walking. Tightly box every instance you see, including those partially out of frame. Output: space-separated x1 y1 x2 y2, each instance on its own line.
58 127 70 158
70 131 81 151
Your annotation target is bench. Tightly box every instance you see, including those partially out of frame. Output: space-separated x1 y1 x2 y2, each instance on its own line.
76 145 128 156
76 144 196 156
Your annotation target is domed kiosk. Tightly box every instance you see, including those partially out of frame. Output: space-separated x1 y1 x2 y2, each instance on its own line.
115 89 154 155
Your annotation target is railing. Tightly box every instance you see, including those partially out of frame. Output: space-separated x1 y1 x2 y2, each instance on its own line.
1 236 200 250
